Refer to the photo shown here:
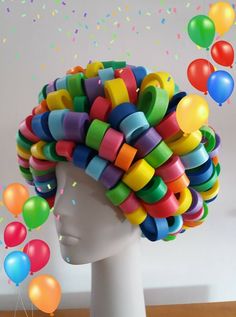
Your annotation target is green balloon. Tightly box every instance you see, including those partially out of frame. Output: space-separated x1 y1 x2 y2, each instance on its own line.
23 196 50 230
188 15 215 48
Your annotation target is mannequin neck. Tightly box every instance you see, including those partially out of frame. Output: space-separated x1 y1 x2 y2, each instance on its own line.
91 238 146 317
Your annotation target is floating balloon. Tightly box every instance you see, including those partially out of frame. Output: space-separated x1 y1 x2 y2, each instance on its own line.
4 222 27 248
188 15 215 48
22 196 50 230
4 251 30 286
207 70 234 106
187 59 215 93
3 183 29 217
176 94 209 133
29 275 61 316
23 239 50 274
209 2 235 36
211 41 234 68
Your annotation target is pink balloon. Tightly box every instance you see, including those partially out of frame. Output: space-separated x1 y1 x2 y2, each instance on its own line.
23 239 50 274
4 222 27 248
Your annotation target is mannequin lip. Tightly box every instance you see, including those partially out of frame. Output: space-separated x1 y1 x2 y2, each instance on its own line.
59 234 81 246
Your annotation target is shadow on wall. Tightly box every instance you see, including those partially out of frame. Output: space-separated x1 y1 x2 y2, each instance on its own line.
0 285 209 311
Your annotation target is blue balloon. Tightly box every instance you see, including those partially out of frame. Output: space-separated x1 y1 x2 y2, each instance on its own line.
4 251 30 286
207 70 234 106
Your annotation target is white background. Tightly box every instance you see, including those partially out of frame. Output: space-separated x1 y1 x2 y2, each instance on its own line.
0 0 236 310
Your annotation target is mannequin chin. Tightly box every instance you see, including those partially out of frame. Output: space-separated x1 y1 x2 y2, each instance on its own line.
53 162 141 265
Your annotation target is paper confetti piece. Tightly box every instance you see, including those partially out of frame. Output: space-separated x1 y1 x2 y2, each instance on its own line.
72 199 76 205
72 181 77 187
0 217 4 223
161 18 166 24
65 257 70 263
59 235 62 241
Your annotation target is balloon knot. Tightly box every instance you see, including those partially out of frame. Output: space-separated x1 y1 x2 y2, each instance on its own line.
28 228 32 232
230 65 233 69
204 92 207 95
16 283 19 287
50 313 54 317
218 103 222 107
30 272 33 275
206 47 209 51
5 246 8 249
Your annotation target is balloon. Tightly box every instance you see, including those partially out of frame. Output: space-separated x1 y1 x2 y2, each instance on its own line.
29 275 61 315
4 222 27 248
188 15 215 48
4 251 30 286
209 2 235 36
176 94 209 133
22 196 50 230
207 70 234 106
187 59 215 93
211 41 234 68
3 183 29 217
23 239 50 274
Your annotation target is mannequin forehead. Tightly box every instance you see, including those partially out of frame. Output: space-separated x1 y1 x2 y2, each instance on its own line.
54 161 140 264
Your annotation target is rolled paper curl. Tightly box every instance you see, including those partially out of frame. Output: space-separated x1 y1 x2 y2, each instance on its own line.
167 130 202 156
167 215 183 234
180 143 209 170
155 111 181 140
104 78 130 108
136 176 167 204
99 128 124 162
16 60 221 242
143 189 179 218
174 187 193 215
98 67 114 84
90 97 112 122
137 86 169 126
119 192 141 214
85 155 109 181
114 143 137 172
133 128 162 159
140 215 169 241
119 111 150 143
155 155 185 183
122 159 155 191
108 102 137 130
114 67 138 104
46 89 73 111
166 173 190 193
124 206 147 225
186 158 214 186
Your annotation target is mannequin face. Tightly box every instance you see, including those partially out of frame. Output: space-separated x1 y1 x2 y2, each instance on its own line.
53 162 141 265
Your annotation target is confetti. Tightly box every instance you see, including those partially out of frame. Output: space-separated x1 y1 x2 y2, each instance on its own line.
72 199 76 205
55 214 60 220
60 188 64 195
72 181 77 187
146 26 151 30
161 18 166 24
0 217 4 223
0 201 4 206
177 33 181 39
59 235 62 241
65 257 70 263
47 184 51 190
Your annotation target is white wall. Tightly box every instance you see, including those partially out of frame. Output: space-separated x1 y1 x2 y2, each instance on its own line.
0 0 236 310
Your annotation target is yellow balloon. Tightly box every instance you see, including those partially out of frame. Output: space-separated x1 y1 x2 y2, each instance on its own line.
3 183 29 217
176 94 209 134
209 2 235 35
29 275 61 316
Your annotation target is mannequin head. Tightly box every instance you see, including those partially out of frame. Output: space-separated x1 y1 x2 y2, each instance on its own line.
53 162 141 265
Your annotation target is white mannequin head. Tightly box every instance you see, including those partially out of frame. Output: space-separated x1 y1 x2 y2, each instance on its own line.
53 162 141 265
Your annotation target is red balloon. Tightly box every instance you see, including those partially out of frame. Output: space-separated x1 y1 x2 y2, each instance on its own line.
187 59 215 93
4 222 27 248
211 41 234 68
23 239 50 274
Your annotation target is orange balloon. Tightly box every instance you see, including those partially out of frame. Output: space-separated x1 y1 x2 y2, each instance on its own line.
3 183 29 217
29 275 61 316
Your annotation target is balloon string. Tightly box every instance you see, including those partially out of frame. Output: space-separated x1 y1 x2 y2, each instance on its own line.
13 292 20 317
19 288 29 317
31 301 34 317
